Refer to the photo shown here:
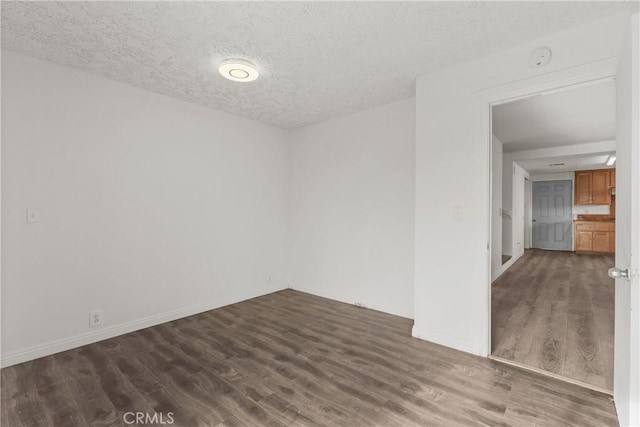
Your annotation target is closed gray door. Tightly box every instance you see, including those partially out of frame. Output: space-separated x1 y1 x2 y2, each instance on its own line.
532 180 572 250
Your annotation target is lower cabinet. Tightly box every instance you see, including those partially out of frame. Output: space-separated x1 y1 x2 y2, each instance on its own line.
574 221 615 254
592 231 610 253
610 230 615 253
576 230 595 252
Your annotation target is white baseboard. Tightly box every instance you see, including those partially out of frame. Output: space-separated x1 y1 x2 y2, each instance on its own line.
1 284 285 368
491 250 525 282
492 260 512 281
290 285 413 320
411 324 479 356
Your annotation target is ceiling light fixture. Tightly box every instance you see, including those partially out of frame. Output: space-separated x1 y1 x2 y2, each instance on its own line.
219 59 259 82
605 155 616 166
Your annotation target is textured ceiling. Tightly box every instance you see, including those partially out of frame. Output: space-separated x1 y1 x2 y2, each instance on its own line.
494 80 616 153
2 2 638 129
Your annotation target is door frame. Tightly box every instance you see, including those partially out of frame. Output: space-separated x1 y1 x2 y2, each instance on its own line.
479 58 617 356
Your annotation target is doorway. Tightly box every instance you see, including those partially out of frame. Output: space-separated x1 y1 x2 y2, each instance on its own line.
480 16 639 424
489 79 616 393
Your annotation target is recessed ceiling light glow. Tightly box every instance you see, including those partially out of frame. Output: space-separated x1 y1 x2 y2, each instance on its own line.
219 59 259 82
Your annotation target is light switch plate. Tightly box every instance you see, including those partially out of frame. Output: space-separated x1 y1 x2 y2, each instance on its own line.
453 206 463 222
26 208 41 223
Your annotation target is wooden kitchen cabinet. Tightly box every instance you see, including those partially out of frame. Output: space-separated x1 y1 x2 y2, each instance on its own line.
592 231 610 253
610 227 616 253
575 230 594 252
575 171 593 205
592 170 610 204
574 221 615 254
574 168 614 205
609 169 616 188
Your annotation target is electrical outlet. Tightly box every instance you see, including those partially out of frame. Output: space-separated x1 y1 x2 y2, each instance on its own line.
26 208 41 223
89 310 103 328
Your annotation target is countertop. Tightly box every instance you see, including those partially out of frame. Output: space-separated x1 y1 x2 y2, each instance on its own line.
574 215 615 222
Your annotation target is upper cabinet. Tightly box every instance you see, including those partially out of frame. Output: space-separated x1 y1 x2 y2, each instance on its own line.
592 169 610 204
575 171 593 205
609 168 616 188
574 168 615 205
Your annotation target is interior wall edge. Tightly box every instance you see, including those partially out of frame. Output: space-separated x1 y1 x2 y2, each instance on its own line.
411 324 478 356
491 249 525 282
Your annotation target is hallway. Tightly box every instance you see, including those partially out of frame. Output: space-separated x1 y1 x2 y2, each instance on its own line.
492 249 614 391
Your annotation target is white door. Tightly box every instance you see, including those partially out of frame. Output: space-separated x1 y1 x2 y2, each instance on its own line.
531 180 573 251
613 13 639 427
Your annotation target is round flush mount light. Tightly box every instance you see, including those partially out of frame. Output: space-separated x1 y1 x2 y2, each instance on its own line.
219 59 259 82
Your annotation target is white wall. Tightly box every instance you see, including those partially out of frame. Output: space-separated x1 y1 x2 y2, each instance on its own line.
531 172 575 182
495 160 528 280
502 155 513 257
512 163 528 259
1 51 290 366
491 135 503 278
502 155 529 260
524 178 531 249
289 98 415 318
414 14 629 355
573 205 610 215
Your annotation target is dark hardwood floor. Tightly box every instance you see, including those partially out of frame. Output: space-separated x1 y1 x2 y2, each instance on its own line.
3 289 618 426
492 249 615 391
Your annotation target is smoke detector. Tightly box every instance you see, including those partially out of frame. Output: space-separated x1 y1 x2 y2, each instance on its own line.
529 47 552 68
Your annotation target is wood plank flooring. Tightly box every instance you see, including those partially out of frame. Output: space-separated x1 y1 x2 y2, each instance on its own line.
492 249 614 391
3 289 618 426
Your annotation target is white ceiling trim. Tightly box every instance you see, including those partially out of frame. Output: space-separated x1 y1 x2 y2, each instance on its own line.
506 140 616 175
506 139 616 161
